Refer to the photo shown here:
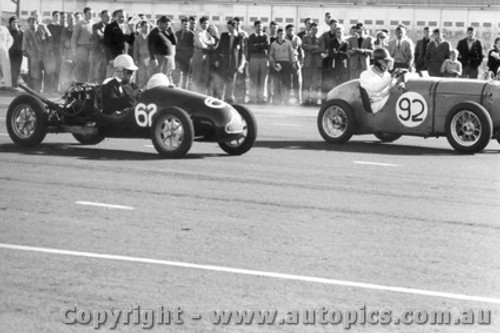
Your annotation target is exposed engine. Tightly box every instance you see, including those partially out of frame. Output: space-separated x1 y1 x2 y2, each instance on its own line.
61 82 101 119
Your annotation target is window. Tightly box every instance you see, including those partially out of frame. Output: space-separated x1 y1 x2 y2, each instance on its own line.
417 21 425 26
146 15 151 19
471 22 479 27
444 22 452 27
483 22 491 28
456 22 464 27
276 18 283 23
167 15 174 20
261 17 269 23
364 20 373 25
313 19 319 23
339 19 344 24
43 11 50 16
390 20 398 26
349 19 358 24
250 16 258 22
376 20 384 25
211 16 220 21
21 10 29 16
285 18 294 23
429 21 437 27
402 20 410 26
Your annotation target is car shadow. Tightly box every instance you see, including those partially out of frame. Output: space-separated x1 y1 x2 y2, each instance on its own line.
0 143 226 160
254 139 459 156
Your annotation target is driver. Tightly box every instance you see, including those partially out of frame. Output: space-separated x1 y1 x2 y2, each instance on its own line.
101 54 141 115
360 48 404 114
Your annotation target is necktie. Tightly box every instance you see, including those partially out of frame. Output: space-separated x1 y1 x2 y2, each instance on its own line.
398 40 401 50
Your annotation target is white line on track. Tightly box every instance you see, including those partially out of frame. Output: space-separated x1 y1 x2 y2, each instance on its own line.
272 123 302 127
0 133 9 136
75 201 134 210
353 161 400 167
1 243 498 304
144 144 154 148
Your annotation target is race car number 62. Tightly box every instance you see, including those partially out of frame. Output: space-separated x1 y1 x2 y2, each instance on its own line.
396 92 428 128
134 103 157 127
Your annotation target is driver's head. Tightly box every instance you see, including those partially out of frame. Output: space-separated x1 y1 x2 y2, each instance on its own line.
113 54 138 83
372 48 393 72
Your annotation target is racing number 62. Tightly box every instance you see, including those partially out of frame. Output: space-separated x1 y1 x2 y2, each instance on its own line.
135 103 158 127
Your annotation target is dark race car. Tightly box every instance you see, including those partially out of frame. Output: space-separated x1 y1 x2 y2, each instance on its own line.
317 73 500 154
6 82 257 158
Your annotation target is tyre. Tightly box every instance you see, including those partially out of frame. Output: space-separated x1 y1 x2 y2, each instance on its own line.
6 95 48 147
150 106 194 158
218 105 257 156
72 132 105 145
374 133 402 142
317 100 356 144
445 102 492 154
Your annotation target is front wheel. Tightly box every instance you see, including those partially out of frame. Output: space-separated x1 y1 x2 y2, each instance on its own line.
150 107 194 158
6 95 48 147
374 133 402 142
218 105 257 156
445 102 492 154
72 132 105 145
317 100 356 144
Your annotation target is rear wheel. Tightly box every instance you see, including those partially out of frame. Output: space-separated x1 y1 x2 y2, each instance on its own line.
150 107 194 158
317 100 355 144
445 102 492 154
218 105 257 156
6 95 48 147
374 133 402 142
72 132 105 145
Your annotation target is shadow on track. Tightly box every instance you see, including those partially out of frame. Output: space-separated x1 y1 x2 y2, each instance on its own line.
255 139 460 156
0 143 226 160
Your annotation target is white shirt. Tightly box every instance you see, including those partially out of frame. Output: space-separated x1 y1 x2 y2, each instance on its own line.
0 25 13 50
359 66 394 113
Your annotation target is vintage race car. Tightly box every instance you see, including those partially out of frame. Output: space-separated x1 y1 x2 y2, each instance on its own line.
6 81 257 158
317 73 500 153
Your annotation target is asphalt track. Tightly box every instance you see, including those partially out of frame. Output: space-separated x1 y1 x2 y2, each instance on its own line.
0 94 499 332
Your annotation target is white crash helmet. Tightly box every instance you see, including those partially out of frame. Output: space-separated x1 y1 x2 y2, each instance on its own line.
113 54 138 71
146 73 171 90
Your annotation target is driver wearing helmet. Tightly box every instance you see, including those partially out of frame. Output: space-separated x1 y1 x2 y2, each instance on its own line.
359 48 405 114
101 54 141 115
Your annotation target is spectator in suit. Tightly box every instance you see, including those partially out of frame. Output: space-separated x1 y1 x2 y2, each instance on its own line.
414 26 431 73
173 17 194 89
388 25 414 70
8 16 22 88
301 22 323 105
425 29 451 77
456 27 484 79
90 10 110 84
47 11 63 91
31 10 57 93
347 23 374 80
133 20 151 88
149 16 177 81
71 7 94 82
191 16 217 94
320 18 338 98
327 25 349 94
487 36 500 78
267 21 279 103
269 28 297 105
298 18 311 40
234 17 249 103
103 9 130 77
0 18 13 89
248 20 270 104
214 19 244 103
285 24 303 104
22 16 44 92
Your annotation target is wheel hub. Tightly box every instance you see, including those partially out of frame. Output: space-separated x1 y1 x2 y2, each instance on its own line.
13 106 37 138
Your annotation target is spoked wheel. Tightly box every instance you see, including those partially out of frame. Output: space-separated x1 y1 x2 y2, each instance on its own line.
317 100 355 143
218 105 257 155
150 107 194 158
445 102 492 154
6 95 48 147
374 133 402 142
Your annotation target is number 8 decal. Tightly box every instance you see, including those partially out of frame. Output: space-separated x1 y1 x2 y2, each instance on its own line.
396 92 428 128
134 103 158 127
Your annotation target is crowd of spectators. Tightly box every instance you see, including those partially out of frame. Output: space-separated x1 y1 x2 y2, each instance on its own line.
1 8 500 106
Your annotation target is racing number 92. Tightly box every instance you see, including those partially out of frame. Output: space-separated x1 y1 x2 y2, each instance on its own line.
135 103 158 127
396 92 428 128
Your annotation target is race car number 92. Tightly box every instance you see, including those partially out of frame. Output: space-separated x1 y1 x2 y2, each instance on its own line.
135 103 157 127
396 92 428 128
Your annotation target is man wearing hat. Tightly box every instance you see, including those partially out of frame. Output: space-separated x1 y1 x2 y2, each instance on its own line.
101 54 140 115
360 48 403 114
